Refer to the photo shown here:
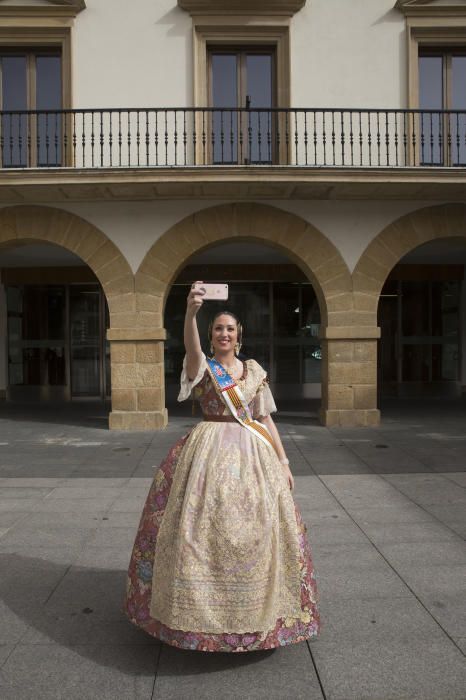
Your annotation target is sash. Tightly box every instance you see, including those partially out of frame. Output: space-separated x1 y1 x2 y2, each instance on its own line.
206 357 277 453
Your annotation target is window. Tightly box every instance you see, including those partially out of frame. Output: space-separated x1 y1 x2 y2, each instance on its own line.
401 3 466 165
190 21 291 165
0 0 78 169
1 48 62 167
209 47 275 164
419 49 466 165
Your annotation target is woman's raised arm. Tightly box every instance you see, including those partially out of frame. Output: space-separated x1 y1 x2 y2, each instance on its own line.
184 282 205 381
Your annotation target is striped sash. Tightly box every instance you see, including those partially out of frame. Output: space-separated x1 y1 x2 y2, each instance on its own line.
206 357 277 453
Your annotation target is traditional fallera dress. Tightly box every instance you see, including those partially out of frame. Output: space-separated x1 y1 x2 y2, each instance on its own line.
124 354 320 652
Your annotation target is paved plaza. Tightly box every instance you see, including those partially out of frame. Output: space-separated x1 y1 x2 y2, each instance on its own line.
0 400 465 699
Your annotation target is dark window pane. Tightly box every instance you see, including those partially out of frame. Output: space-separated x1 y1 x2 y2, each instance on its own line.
419 56 443 164
431 281 459 337
246 55 272 108
302 345 321 382
432 343 459 381
378 282 399 384
402 281 430 336
211 54 238 164
36 55 62 166
7 286 66 387
1 56 27 167
273 283 299 336
246 54 273 163
70 285 101 396
402 344 430 382
451 56 466 165
275 345 300 383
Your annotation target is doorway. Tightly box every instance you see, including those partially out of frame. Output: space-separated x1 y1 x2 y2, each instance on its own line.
6 283 110 400
209 46 275 164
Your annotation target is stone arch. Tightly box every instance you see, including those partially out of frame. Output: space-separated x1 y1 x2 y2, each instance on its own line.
0 205 133 319
136 202 352 327
132 202 382 429
353 203 466 321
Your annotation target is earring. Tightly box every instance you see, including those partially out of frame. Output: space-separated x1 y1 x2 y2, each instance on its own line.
210 343 214 355
235 342 241 355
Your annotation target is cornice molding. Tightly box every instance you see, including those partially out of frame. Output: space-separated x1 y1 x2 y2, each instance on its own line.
0 0 85 18
395 0 466 16
178 0 306 16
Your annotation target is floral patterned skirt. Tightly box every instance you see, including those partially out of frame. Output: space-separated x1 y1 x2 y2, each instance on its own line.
124 432 320 652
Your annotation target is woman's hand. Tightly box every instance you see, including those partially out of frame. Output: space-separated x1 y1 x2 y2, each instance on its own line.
281 463 294 491
186 281 205 318
184 282 205 380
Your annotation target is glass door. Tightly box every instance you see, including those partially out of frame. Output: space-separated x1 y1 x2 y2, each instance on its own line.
209 47 275 164
378 277 461 396
419 50 466 165
69 285 102 397
7 285 67 399
0 50 62 167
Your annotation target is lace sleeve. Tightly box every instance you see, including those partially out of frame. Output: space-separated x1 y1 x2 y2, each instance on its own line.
251 377 277 419
177 353 207 402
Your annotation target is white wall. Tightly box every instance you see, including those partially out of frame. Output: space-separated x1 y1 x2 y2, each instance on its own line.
70 0 407 110
290 0 406 108
72 0 192 108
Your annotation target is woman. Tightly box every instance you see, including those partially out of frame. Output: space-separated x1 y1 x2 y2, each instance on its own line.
124 283 320 652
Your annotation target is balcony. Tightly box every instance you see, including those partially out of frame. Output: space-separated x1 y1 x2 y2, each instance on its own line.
1 107 465 202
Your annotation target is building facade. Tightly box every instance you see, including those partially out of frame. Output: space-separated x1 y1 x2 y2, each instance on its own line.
0 0 465 429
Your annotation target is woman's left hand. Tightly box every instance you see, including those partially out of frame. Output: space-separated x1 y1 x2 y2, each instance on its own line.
282 464 294 491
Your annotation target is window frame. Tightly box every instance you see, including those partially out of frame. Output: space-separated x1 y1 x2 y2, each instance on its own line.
193 20 291 164
0 27 71 167
207 44 277 164
407 18 466 109
405 15 466 165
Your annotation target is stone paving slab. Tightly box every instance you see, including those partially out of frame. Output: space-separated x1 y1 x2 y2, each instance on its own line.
0 644 158 700
419 593 466 640
153 643 323 700
311 639 466 700
0 403 465 699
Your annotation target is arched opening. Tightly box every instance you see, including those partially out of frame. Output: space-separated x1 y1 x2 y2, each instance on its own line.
0 241 111 402
354 203 466 421
378 237 466 402
164 240 323 416
0 206 134 427
136 202 353 427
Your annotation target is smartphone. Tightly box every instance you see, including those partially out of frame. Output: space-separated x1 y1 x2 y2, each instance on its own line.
193 283 229 301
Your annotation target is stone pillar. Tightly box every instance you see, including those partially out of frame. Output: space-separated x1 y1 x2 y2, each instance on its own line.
319 326 381 427
107 327 167 431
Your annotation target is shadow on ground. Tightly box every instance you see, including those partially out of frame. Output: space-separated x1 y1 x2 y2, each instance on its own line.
0 553 274 678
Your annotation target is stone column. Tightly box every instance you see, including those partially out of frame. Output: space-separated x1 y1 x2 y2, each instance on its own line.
319 326 381 427
107 327 167 431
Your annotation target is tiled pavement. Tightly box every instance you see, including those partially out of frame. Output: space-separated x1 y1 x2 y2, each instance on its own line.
0 400 465 699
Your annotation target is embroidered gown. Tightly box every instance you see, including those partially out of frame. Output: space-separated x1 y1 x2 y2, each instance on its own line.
124 355 320 652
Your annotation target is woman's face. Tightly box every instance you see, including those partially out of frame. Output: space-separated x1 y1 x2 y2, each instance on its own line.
211 314 238 354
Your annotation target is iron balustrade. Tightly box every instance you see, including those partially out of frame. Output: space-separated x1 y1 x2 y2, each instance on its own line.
1 107 466 169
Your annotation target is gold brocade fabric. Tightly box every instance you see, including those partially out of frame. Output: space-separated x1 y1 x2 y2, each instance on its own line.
150 361 302 634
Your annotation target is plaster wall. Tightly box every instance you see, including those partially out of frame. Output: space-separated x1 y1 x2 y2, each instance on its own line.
69 0 406 110
290 0 406 109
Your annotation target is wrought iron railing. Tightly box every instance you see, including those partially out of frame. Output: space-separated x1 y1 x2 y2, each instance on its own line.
1 108 466 169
